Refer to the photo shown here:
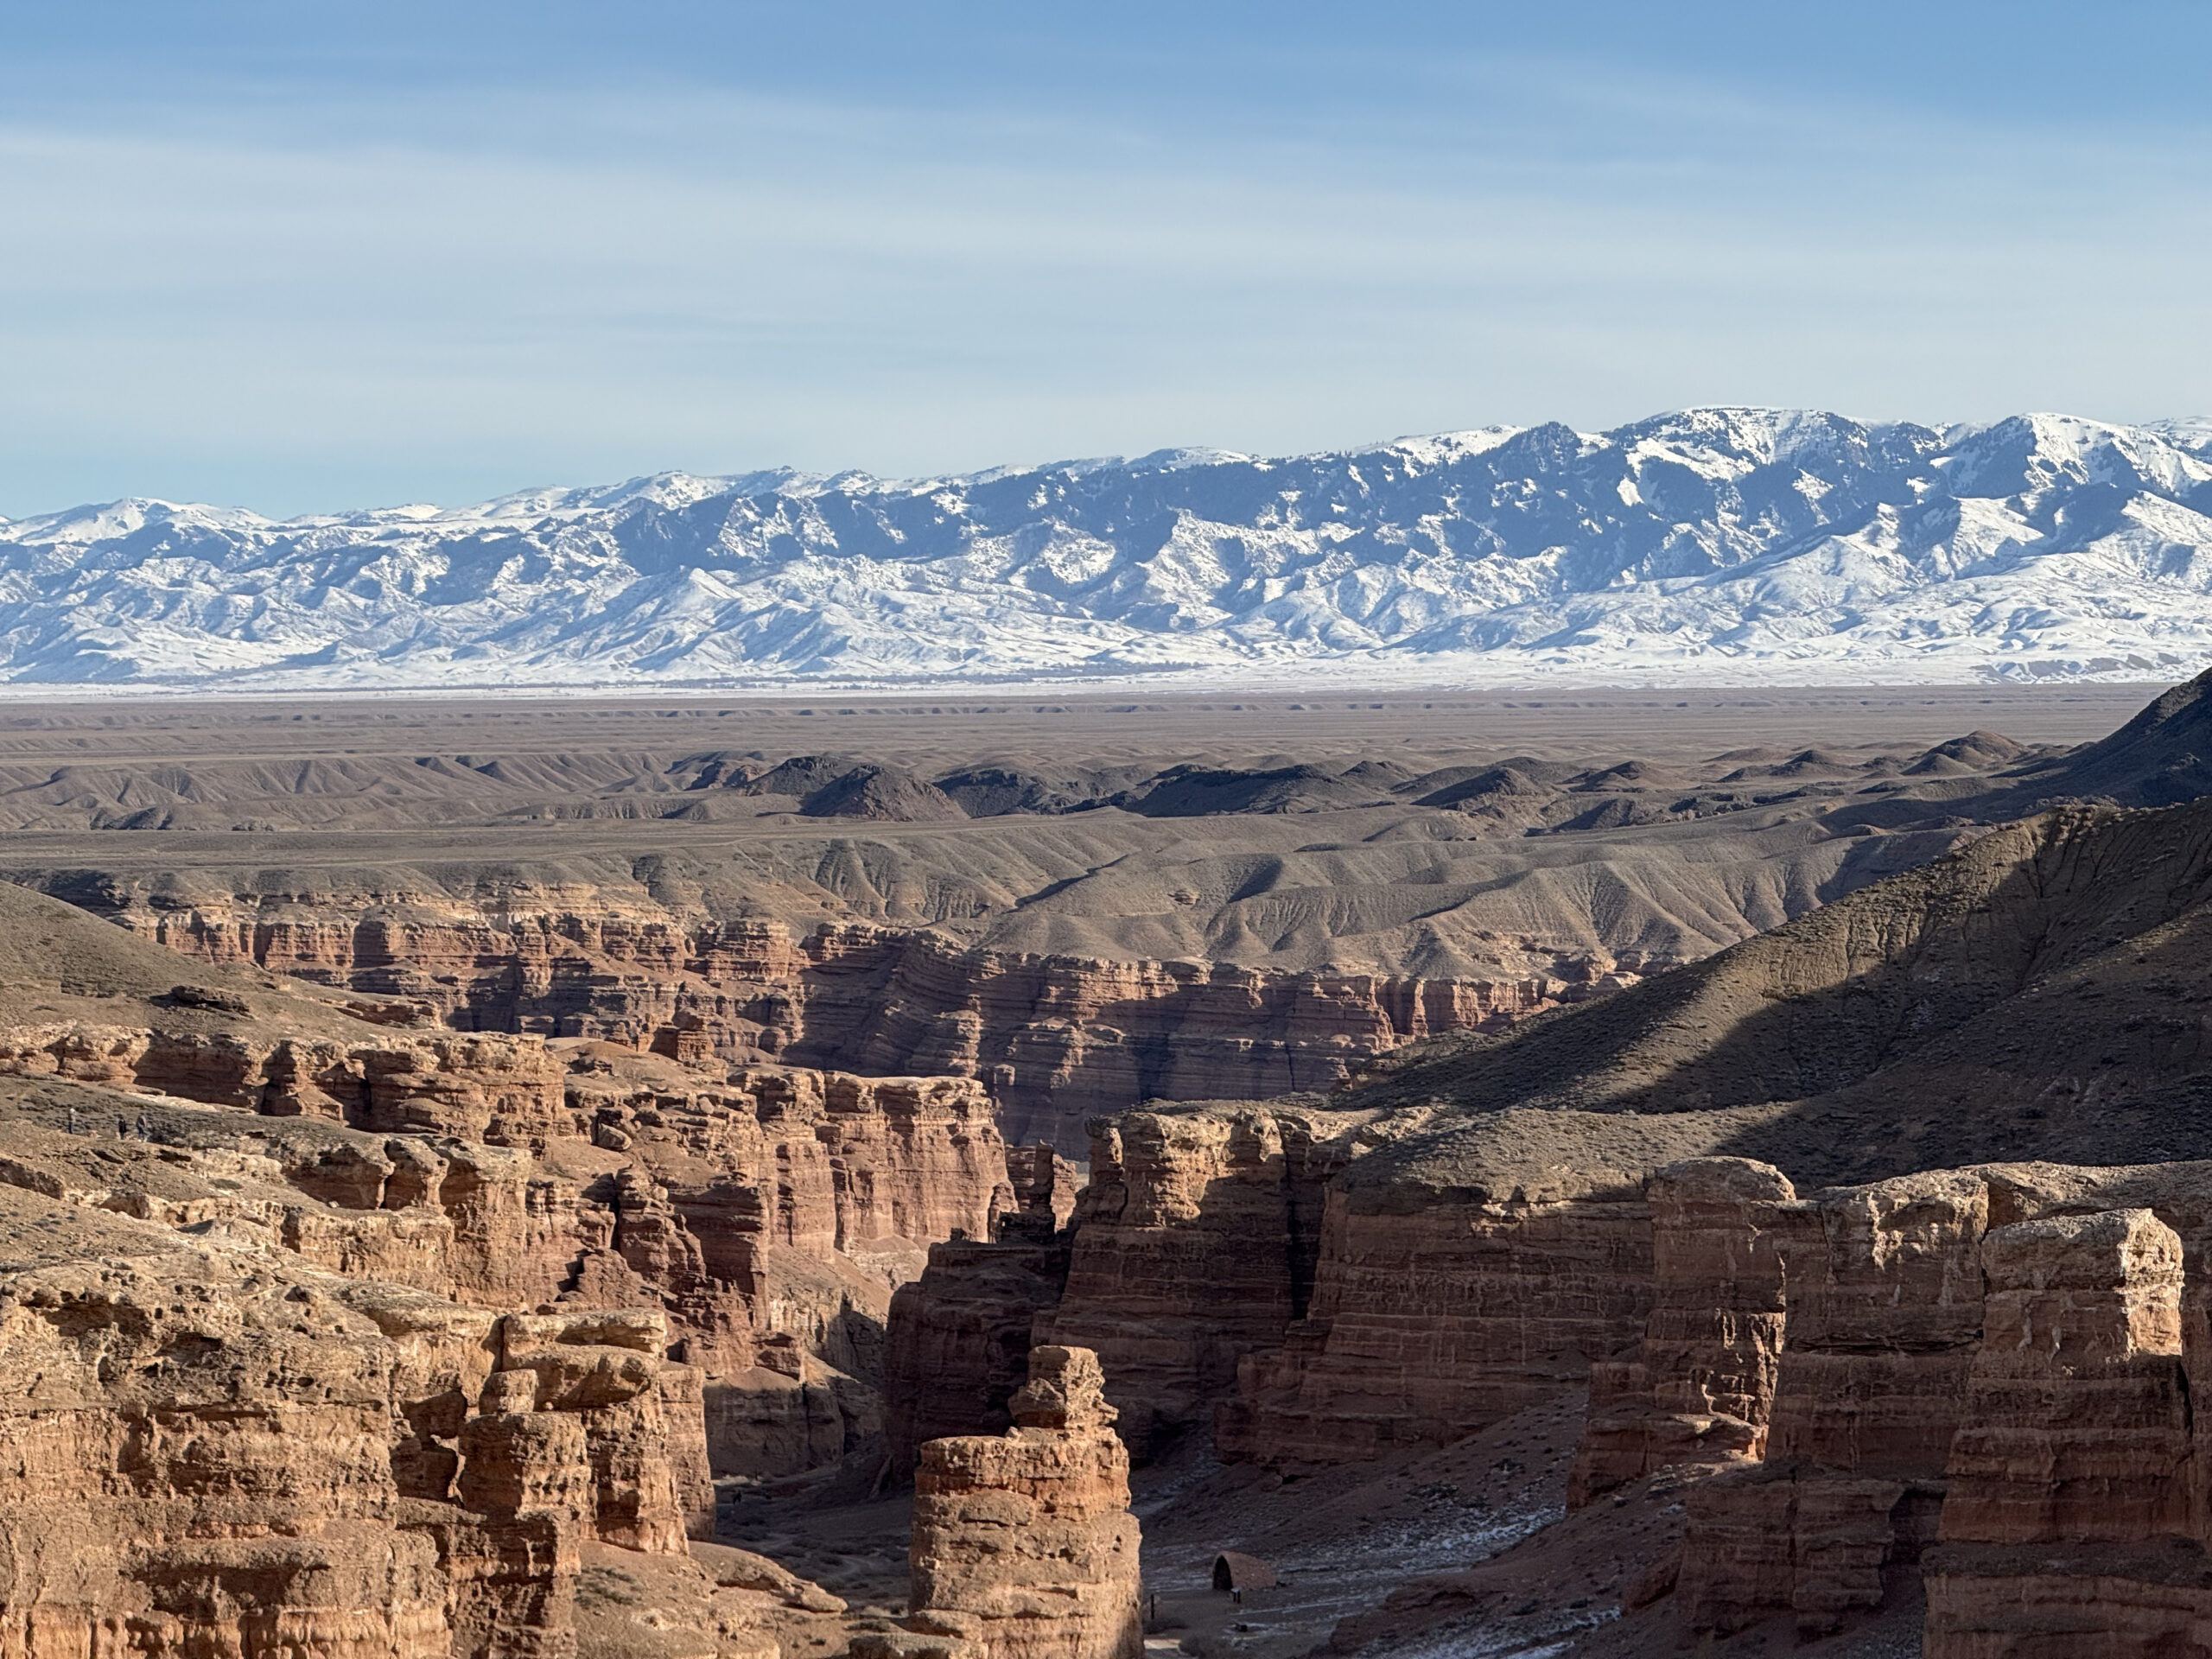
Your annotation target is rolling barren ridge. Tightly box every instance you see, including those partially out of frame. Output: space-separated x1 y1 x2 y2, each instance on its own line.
4 673 2212 1659
0 685 2149 1147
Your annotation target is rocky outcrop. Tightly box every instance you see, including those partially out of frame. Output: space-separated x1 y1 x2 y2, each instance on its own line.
558 1051 1013 1477
0 1020 571 1149
1567 1158 1796 1505
1669 1166 1991 1638
0 1181 707 1659
1539 1158 2212 1651
969 1099 1671 1467
1036 1104 1386 1456
884 1154 1080 1475
0 960 1021 1484
1922 1208 2202 1657
0 988 1014 1482
885 1231 1073 1478
1005 1144 1078 1234
67 883 1613 1149
908 1346 1142 1659
0 878 1017 1656
1220 1160 1656 1465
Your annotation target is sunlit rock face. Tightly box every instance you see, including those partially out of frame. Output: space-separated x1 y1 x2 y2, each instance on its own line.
907 1346 1143 1659
0 1206 706 1659
97 889 1573 1152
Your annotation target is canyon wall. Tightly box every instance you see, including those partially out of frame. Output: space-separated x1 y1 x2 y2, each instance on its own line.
0 998 1012 1484
884 1148 1079 1475
887 1099 1669 1467
1221 1166 1656 1465
48 880 1623 1148
880 1098 2212 1652
0 1183 715 1659
1573 1158 2212 1653
0 887 1131 1659
1035 1103 1393 1457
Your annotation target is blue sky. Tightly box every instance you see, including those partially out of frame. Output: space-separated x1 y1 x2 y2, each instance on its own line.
2 1 2209 517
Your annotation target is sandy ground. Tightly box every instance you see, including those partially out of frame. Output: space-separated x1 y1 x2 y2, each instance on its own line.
0 684 2152 772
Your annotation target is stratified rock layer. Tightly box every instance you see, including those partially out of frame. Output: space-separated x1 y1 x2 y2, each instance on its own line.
1923 1207 2202 1657
1036 1103 1387 1456
1567 1157 1796 1505
0 875 1019 1499
1552 1159 2212 1653
909 1346 1143 1659
0 1188 707 1659
72 882 1603 1149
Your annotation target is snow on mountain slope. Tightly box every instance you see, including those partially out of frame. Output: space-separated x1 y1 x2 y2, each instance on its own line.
8 407 2212 690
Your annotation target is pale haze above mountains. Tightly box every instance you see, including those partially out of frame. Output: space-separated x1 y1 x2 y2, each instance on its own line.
9 407 2212 690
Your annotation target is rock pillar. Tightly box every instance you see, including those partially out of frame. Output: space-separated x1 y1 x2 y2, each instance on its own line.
1569 1157 1797 1505
1923 1209 2203 1657
908 1346 1144 1659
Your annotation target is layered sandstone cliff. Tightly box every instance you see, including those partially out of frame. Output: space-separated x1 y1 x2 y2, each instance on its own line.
0 1050 1160 1659
0 877 1020 1491
1566 1157 1796 1506
885 1151 1077 1475
0 1177 719 1659
1560 1157 2212 1652
907 1346 1142 1659
57 880 1615 1148
1034 1103 1395 1456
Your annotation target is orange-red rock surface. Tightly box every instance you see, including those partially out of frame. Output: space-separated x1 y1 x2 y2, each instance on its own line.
0 1185 709 1659
1543 1158 2212 1652
1567 1157 1796 1506
1036 1104 1375 1456
907 1346 1142 1659
78 886 1604 1148
1224 1170 1655 1465
0 997 1012 1485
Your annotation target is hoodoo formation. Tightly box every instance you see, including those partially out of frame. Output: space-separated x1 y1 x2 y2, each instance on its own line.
907 1346 1143 1659
17 673 2212 1656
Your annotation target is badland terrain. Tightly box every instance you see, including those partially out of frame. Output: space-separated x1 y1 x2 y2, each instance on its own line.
5 676 2212 1656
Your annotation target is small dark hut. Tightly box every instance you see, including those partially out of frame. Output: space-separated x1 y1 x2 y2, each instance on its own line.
1211 1552 1278 1593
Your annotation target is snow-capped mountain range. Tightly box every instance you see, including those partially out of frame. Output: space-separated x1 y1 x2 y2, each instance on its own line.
9 408 2212 690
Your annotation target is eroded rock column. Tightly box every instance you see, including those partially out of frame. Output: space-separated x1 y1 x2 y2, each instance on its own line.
1923 1208 2203 1657
1681 1169 1989 1638
907 1346 1143 1659
1568 1157 1796 1505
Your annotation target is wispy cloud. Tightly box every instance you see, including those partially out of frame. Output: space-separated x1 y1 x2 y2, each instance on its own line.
1 7 2209 515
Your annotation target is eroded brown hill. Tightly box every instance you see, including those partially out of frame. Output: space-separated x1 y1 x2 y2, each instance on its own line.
0 687 2130 1147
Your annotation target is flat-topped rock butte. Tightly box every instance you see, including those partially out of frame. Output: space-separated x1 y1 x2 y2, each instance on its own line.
12 671 2212 1657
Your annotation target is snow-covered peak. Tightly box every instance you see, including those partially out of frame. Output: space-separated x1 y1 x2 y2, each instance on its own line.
1943 412 2212 499
1126 446 1252 473
1361 427 1525 468
2144 418 2212 458
4 410 2212 690
5 497 275 547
